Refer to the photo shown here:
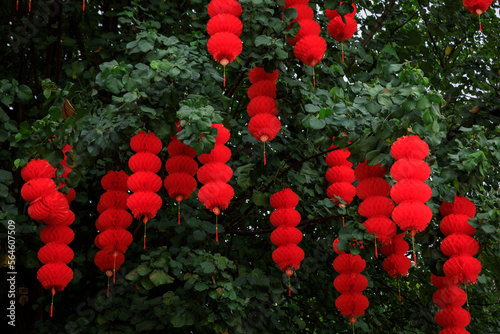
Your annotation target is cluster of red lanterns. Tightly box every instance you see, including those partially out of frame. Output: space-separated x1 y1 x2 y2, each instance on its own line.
432 275 471 334
326 2 358 61
94 171 133 297
325 138 356 209
197 123 234 243
390 135 432 267
21 159 75 317
355 160 396 257
127 131 163 249
440 196 481 289
206 0 243 86
283 0 326 87
247 66 281 164
58 144 76 205
269 188 304 295
333 238 369 326
164 123 198 225
463 0 494 31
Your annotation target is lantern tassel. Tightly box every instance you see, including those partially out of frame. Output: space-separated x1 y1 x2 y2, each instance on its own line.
178 201 181 225
16 1 19 10
107 276 110 298
83 0 85 11
216 214 219 243
29 0 31 12
465 282 469 312
50 287 55 317
223 65 226 87
113 252 117 284
313 66 316 89
352 321 355 334
288 275 291 296
397 276 401 302
342 41 344 62
411 235 417 268
374 236 378 258
342 217 345 227
479 15 482 32
263 141 266 165
143 216 148 249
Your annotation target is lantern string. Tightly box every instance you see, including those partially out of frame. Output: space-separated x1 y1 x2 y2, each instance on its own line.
113 252 117 284
288 275 291 297
479 15 482 32
178 201 181 225
411 236 417 268
342 41 344 62
107 276 110 298
342 216 345 227
50 287 55 318
374 236 378 258
352 321 355 334
29 0 31 12
465 282 469 312
397 276 401 302
16 0 19 10
83 0 85 11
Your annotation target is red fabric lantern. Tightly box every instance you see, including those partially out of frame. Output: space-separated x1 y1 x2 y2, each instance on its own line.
164 173 198 202
97 190 129 213
246 67 281 164
207 14 243 36
40 226 74 245
391 159 431 181
441 234 479 257
21 158 56 181
270 188 304 295
207 32 243 66
327 16 357 42
57 144 76 205
463 0 494 31
21 178 57 202
96 208 133 231
128 131 163 248
38 243 74 264
94 249 126 275
197 123 234 242
435 307 471 328
128 152 162 173
208 0 242 17
440 214 476 236
287 19 321 46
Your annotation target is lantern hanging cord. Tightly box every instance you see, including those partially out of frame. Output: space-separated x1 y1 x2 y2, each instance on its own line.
397 276 401 302
215 213 219 244
479 14 482 32
411 236 417 268
178 201 181 225
465 282 469 312
223 65 226 87
288 275 291 296
374 236 378 258
342 41 344 62
143 216 148 250
113 252 117 284
342 216 345 227
313 66 316 89
263 141 266 165
107 276 110 298
352 321 355 334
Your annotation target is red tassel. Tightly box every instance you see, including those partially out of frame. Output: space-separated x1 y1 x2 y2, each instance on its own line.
83 1 85 11
16 0 19 10
178 201 181 225
342 217 345 227
411 236 417 267
263 142 267 165
50 287 55 317
143 216 148 249
397 276 401 302
375 237 378 258
223 65 226 87
107 277 110 298
113 252 117 284
29 0 31 11
313 66 316 89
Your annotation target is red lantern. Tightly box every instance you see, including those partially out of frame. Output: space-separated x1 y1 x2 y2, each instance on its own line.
21 158 76 317
326 1 358 62
207 0 243 86
325 139 355 208
390 135 431 267
332 238 369 326
463 0 494 31
127 131 163 249
325 2 357 19
57 144 76 204
355 161 397 256
197 124 234 242
95 171 133 295
246 67 281 164
270 188 304 295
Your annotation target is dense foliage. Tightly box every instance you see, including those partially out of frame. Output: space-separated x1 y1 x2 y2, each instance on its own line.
1 0 499 333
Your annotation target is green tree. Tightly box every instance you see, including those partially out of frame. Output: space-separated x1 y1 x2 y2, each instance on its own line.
0 0 499 333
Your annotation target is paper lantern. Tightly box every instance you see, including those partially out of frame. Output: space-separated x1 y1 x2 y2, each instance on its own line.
40 226 75 245
21 178 58 202
325 140 355 208
96 208 133 231
327 15 357 42
287 19 321 46
326 2 357 20
247 96 278 117
128 153 162 173
248 67 279 83
21 158 56 181
247 81 277 99
207 14 243 36
207 32 243 66
463 0 494 31
128 131 163 248
270 188 304 295
97 190 129 213
208 0 242 17
38 243 74 264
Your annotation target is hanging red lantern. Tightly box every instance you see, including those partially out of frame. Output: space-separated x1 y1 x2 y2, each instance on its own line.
355 161 397 256
57 144 76 204
332 238 369 326
379 232 411 300
287 20 321 45
246 67 281 164
21 158 76 317
95 171 133 296
326 1 358 62
270 188 304 296
325 139 356 208
325 2 357 19
197 123 234 243
127 131 163 249
207 0 243 86
463 0 494 31
390 135 432 267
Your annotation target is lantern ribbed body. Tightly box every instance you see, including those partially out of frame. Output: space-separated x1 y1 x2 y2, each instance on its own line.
207 0 242 66
332 238 369 323
57 144 76 204
355 160 397 244
380 232 412 278
439 196 481 286
284 1 326 67
325 1 358 61
21 159 76 310
197 124 234 214
325 139 355 207
432 196 480 333
247 67 281 159
270 188 304 275
94 171 133 278
390 135 432 235
127 131 163 222
164 124 198 207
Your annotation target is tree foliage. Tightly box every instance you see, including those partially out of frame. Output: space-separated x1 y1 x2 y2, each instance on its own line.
0 0 499 333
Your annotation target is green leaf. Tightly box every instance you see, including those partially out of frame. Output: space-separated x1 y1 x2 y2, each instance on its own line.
416 95 431 110
309 117 326 130
17 85 33 102
481 225 496 234
149 270 174 287
200 261 216 274
252 191 268 207
402 98 416 111
255 35 273 47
